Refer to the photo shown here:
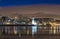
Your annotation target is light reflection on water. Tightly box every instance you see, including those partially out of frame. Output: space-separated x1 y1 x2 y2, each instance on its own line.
32 26 37 35
0 25 60 35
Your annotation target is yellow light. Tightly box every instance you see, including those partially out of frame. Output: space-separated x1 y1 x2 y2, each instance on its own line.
49 22 57 26
6 22 11 24
39 24 42 25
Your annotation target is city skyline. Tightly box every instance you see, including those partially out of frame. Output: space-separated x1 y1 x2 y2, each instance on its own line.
0 5 60 20
0 0 60 20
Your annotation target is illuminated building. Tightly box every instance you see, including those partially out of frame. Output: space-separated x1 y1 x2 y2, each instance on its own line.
1 15 60 36
31 18 37 35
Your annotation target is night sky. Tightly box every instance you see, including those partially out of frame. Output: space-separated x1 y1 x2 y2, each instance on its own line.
0 0 60 7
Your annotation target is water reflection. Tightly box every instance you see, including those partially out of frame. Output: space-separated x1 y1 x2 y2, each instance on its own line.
0 25 60 36
32 26 37 35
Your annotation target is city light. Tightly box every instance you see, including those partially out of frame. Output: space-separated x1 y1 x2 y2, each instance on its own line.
0 15 60 36
49 22 57 26
15 16 18 19
6 22 11 24
14 30 17 34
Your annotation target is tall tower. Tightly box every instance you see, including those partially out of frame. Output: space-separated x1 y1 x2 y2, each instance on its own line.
31 18 37 36
32 18 37 25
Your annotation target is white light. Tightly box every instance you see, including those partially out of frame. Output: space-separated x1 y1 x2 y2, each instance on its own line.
8 20 10 22
15 17 18 19
14 30 17 34
56 24 60 25
32 18 37 25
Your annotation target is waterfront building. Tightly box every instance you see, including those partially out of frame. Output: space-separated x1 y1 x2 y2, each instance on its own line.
0 16 60 36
